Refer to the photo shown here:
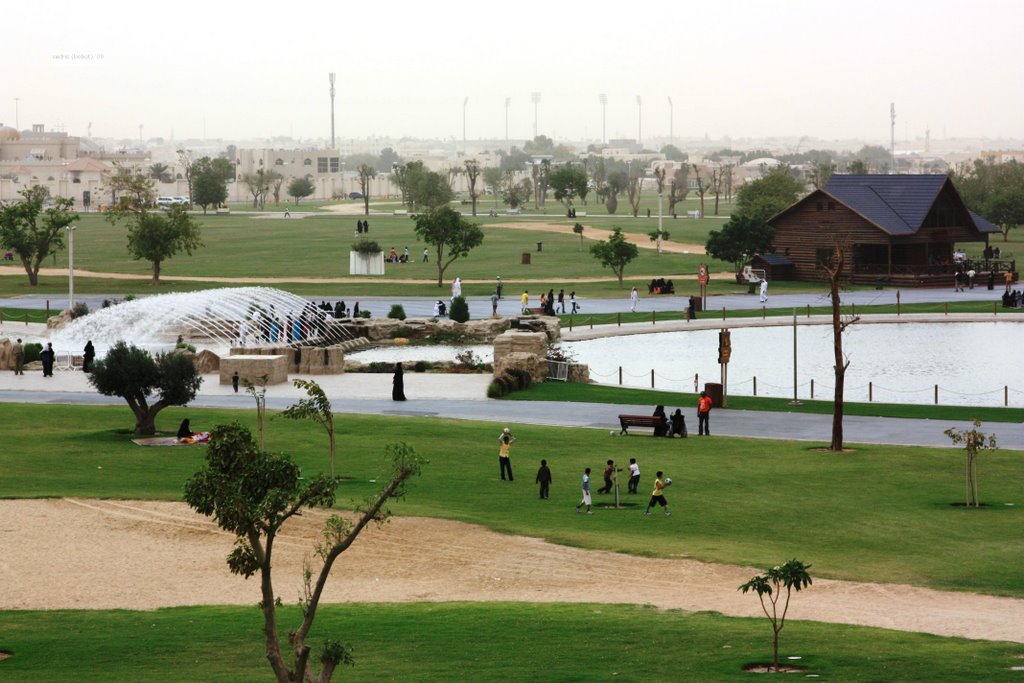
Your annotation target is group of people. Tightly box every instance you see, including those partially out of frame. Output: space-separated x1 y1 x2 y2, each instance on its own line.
238 301 351 346
354 219 370 235
647 278 675 295
648 394 712 437
387 246 411 263
500 428 673 517
521 289 578 315
1002 289 1024 309
7 339 93 377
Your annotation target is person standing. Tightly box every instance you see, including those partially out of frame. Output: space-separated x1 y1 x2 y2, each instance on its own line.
759 279 769 304
598 459 616 494
491 292 499 316
570 291 579 314
451 276 462 302
630 286 639 312
232 370 240 393
284 207 290 217
644 472 671 516
627 458 641 494
498 427 515 481
40 342 55 377
536 459 552 500
12 339 24 375
238 319 249 347
576 467 593 514
82 340 96 373
353 301 361 317
557 289 565 313
546 288 555 315
423 247 429 262
697 391 712 436
521 290 530 314
496 275 503 299
392 362 406 401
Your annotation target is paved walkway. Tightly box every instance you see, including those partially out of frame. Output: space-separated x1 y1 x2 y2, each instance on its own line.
0 371 1020 450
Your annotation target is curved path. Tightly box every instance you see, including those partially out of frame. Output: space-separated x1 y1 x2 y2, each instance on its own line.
3 498 1021 643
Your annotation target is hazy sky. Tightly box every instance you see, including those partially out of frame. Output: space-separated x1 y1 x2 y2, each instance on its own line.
4 0 1022 145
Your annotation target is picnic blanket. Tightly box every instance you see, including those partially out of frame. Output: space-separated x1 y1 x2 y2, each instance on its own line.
132 433 209 447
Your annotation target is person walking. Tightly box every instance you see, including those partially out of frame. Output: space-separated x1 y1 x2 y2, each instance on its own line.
40 342 55 377
630 286 639 312
536 459 552 499
284 207 290 217
697 391 712 436
392 362 406 401
759 279 769 304
12 339 24 375
569 291 579 314
521 290 530 314
423 247 429 262
576 467 593 514
451 276 462 302
82 340 96 373
627 458 640 494
496 275 503 299
232 370 240 393
643 472 671 516
498 427 515 481
557 289 565 313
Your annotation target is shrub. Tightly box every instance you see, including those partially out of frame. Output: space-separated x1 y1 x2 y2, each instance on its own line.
351 239 382 255
487 378 506 398
23 342 43 364
175 342 197 353
546 344 578 363
358 310 372 319
505 367 532 390
449 295 470 323
69 302 90 319
388 304 407 321
123 294 136 302
413 360 432 372
390 325 413 339
455 349 483 370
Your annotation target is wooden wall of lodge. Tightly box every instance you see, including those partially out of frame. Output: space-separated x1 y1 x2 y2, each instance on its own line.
772 203 987 282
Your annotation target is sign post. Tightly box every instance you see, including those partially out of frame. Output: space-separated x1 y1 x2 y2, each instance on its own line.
718 328 731 407
698 263 709 308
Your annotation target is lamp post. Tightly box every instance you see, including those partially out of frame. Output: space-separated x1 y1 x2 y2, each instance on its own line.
599 93 607 144
789 308 802 405
462 96 468 155
14 97 19 130
504 97 510 153
66 225 76 310
636 95 642 146
531 92 541 139
667 96 673 148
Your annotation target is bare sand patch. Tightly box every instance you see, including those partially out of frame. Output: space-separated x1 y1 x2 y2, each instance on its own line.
2 499 1022 643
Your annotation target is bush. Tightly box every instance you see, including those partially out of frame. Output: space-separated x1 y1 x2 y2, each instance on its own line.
487 378 506 398
358 310 372 319
504 367 532 391
449 295 470 323
351 239 382 255
23 342 42 364
175 342 197 353
390 325 413 339
69 302 90 319
413 360 432 372
455 349 483 370
388 304 407 321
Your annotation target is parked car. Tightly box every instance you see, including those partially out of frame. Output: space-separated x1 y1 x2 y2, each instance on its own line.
156 196 176 207
349 192 364 200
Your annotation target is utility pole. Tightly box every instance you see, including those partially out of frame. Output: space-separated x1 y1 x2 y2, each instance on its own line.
14 97 19 130
667 96 673 148
531 92 541 139
505 97 510 153
462 96 468 155
890 102 896 174
636 95 642 147
329 72 336 149
599 93 607 144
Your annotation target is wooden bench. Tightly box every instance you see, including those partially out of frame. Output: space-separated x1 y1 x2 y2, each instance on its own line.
618 414 665 435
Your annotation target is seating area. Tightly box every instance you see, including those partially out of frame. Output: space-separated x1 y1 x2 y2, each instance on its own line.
617 414 663 435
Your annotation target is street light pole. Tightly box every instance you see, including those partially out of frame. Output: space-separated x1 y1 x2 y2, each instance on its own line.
599 93 607 144
531 92 541 139
504 97 510 153
462 96 468 155
667 96 673 148
636 95 642 146
66 226 76 310
790 308 802 405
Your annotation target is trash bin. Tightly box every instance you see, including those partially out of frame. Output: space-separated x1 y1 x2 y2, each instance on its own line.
704 382 724 408
536 241 543 252
689 295 703 313
521 252 531 265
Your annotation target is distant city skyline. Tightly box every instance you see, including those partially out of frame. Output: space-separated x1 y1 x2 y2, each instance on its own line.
4 0 1022 145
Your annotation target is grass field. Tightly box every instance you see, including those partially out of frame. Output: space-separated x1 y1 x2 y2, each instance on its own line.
2 403 1021 597
1 603 1020 682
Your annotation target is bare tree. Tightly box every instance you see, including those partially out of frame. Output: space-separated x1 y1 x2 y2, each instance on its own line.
668 167 689 215
357 164 376 215
819 242 859 451
464 159 481 216
267 170 285 206
626 173 643 218
708 164 728 216
722 162 736 203
691 163 708 217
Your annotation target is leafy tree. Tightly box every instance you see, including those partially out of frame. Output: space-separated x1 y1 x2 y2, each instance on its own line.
668 167 689 215
660 144 687 162
482 167 504 208
523 135 555 155
126 205 203 284
288 176 316 203
357 164 376 215
413 206 484 287
589 227 638 285
705 214 775 276
449 295 470 322
105 163 156 213
0 185 77 286
184 425 423 683
953 158 1024 242
267 170 285 206
88 341 202 435
148 162 173 183
846 159 869 175
191 157 229 213
818 241 859 451
463 159 481 216
548 166 588 211
389 162 412 206
648 227 670 255
241 171 270 208
499 146 530 172
734 165 805 221
279 379 338 478
808 161 835 190
404 162 453 210
626 174 643 218
944 420 998 508
852 144 892 173
376 147 401 173
739 559 813 672
502 172 530 210
572 222 584 250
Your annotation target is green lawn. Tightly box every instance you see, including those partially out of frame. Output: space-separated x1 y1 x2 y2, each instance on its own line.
0 603 1019 682
2 404 1021 597
503 381 1024 423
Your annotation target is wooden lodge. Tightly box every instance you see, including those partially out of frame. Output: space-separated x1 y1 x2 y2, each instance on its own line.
767 175 1009 286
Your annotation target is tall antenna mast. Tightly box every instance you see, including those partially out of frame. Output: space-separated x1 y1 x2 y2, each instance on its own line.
329 73 337 149
889 102 896 174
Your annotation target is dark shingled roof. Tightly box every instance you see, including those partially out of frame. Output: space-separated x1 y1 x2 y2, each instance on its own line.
823 174 948 236
751 253 794 266
968 210 1001 234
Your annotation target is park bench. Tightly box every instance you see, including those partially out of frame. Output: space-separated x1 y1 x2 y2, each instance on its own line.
618 414 665 435
393 209 408 216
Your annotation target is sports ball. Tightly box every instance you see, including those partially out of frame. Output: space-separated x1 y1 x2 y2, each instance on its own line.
609 431 616 436
665 478 673 486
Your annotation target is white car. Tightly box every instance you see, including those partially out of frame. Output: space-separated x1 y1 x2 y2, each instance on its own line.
156 196 176 207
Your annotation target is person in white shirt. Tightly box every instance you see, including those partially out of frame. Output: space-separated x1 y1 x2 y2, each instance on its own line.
576 468 593 514
759 279 769 304
629 286 639 312
627 458 641 494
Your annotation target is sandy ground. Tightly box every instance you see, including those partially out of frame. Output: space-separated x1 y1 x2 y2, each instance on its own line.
484 220 707 254
3 499 1022 643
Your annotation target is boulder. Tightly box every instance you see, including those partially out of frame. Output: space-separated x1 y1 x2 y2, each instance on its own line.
492 331 548 364
46 309 75 331
493 351 548 384
193 349 220 374
567 363 592 383
513 316 561 341
0 338 12 370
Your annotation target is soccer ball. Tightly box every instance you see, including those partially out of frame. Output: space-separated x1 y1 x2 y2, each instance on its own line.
665 478 673 486
609 431 616 436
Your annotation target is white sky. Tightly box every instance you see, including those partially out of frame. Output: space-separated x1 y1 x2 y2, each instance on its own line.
4 0 1022 144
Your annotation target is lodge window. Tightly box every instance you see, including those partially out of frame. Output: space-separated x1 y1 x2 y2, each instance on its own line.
827 201 836 211
329 157 340 173
816 202 823 211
